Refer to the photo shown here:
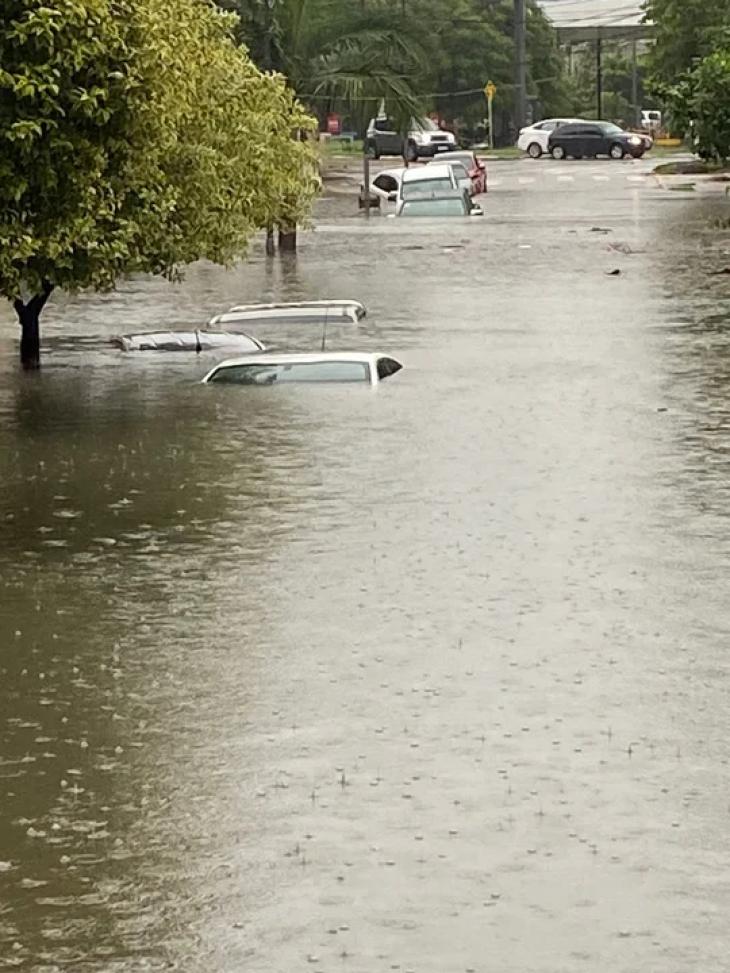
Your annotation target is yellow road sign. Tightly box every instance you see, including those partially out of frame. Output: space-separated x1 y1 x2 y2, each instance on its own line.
485 82 497 100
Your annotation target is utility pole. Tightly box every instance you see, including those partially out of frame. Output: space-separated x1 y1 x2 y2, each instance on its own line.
514 0 527 132
596 35 603 119
631 39 640 127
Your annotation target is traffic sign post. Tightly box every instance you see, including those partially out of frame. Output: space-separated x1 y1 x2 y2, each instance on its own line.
484 82 497 150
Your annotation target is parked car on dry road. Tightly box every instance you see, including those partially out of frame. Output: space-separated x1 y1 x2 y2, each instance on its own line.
518 118 583 158
548 122 648 160
365 116 457 161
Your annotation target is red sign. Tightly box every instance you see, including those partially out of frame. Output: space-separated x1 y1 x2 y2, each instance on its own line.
326 113 341 135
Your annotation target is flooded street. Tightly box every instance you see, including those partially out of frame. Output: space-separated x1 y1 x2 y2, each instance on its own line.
1 157 730 972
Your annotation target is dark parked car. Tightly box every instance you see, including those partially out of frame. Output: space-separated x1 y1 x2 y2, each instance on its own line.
548 121 647 160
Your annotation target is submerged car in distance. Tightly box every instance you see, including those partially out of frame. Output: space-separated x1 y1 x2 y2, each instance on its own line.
548 121 648 159
396 190 483 218
202 353 403 386
361 168 404 205
113 331 264 352
208 300 366 329
429 150 487 194
439 159 473 196
395 163 460 212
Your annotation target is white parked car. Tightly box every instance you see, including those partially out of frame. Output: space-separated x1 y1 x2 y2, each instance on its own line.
641 109 662 132
208 300 366 329
517 118 584 158
201 352 403 386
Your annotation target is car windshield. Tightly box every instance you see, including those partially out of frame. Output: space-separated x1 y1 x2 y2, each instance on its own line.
402 178 452 198
413 117 439 131
209 361 371 385
449 164 469 180
400 198 466 217
600 123 623 135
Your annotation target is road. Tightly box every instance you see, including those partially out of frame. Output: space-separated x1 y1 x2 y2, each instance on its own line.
1 155 729 973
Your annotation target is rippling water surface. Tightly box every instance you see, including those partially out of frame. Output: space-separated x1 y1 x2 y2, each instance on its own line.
1 162 730 972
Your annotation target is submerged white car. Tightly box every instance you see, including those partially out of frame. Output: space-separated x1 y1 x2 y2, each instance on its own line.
202 352 402 386
208 300 366 329
396 163 461 214
517 118 583 158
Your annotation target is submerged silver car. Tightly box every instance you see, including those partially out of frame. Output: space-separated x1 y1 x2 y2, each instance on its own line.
113 331 264 352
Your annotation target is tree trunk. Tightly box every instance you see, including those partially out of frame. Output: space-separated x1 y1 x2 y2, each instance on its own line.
13 282 54 370
278 226 297 253
265 226 276 256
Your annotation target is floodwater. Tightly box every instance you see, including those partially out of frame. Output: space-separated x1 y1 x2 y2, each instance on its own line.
1 159 730 973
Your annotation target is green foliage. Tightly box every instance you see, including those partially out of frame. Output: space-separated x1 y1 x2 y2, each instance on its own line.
647 0 730 154
664 49 730 161
231 0 570 134
645 0 730 86
0 0 318 304
563 45 650 124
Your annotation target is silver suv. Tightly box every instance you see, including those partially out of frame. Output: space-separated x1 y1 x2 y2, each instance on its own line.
365 116 457 161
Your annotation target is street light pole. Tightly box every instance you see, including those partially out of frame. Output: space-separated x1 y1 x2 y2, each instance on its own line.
514 0 527 132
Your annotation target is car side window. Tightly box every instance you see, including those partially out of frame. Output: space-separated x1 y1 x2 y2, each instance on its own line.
377 357 402 380
543 121 557 132
374 174 398 192
585 126 602 137
374 118 392 133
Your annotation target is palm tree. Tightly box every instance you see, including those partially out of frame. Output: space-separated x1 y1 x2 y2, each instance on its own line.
233 0 425 133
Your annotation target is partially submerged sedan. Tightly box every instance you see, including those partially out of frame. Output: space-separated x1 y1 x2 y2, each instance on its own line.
113 331 264 352
396 190 483 218
208 300 366 329
429 151 488 194
202 352 402 387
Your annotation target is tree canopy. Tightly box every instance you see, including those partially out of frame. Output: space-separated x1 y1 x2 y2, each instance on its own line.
0 0 318 366
645 0 730 86
646 0 730 158
229 0 569 140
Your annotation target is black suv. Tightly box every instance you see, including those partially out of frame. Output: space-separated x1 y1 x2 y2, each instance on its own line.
548 122 647 160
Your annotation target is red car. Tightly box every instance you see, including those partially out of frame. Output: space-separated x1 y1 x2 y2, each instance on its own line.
429 150 487 195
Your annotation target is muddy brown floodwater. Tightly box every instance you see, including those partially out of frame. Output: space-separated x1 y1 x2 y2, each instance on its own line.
1 158 730 973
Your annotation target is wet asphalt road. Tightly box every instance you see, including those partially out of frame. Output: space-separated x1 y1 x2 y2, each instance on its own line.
1 157 730 973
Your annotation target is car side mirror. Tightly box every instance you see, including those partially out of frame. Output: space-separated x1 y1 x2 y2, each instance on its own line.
387 191 397 202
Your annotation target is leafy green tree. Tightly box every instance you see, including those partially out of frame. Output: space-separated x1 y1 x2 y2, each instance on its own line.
0 0 317 368
231 0 424 131
663 49 730 160
231 0 569 141
645 0 730 86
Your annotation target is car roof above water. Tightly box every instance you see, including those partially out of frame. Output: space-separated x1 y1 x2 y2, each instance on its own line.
402 164 454 183
208 299 366 328
207 352 382 368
